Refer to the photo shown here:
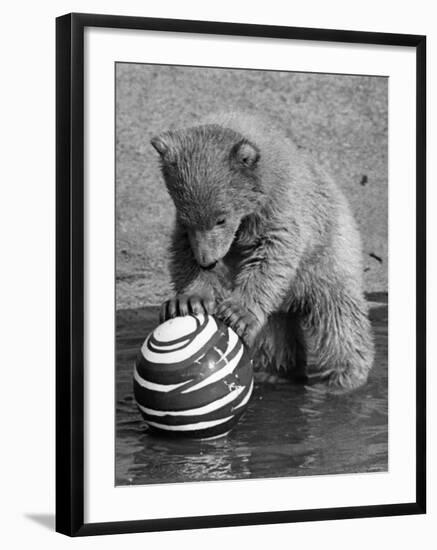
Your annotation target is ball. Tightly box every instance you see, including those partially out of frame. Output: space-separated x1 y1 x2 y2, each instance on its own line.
133 314 253 439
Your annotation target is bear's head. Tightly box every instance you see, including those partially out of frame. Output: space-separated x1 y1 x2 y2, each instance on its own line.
151 124 262 269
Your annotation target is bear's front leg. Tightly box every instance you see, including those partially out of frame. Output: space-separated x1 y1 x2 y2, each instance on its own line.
216 296 265 347
160 293 215 323
216 234 301 348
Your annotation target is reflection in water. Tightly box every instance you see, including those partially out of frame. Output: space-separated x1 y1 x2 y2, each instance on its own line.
115 295 388 485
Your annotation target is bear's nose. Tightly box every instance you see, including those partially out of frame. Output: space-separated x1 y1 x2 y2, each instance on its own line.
201 261 217 271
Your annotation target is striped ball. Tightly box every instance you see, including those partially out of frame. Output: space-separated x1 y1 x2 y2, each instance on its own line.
133 314 253 439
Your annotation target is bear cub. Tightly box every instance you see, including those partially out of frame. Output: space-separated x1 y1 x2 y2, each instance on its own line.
151 111 374 392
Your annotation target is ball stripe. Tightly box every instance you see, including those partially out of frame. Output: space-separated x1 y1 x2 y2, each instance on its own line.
142 315 218 364
133 365 191 393
144 416 234 432
136 326 228 384
182 335 242 394
148 338 190 352
134 347 253 412
233 379 254 409
136 377 254 427
153 314 205 343
134 331 245 399
137 383 247 417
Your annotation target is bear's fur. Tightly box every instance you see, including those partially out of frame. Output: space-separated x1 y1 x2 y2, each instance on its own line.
151 111 374 391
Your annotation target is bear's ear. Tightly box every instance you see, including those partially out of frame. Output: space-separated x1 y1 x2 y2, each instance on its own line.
231 139 260 168
150 133 174 159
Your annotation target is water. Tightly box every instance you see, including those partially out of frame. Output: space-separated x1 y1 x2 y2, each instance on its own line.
115 294 387 485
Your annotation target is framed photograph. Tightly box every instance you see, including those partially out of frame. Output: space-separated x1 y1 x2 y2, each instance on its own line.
56 12 426 536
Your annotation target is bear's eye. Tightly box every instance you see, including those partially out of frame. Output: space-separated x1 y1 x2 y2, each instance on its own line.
216 217 226 226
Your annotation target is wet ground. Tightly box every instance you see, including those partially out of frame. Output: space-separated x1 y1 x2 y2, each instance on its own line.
115 293 387 485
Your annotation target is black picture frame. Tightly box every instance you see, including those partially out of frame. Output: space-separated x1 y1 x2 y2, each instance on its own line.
56 12 426 537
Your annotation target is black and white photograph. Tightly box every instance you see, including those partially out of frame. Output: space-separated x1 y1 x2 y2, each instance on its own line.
115 63 388 486
54 9 425 538
1 0 433 546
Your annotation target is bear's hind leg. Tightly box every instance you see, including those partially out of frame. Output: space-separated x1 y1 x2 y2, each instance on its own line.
304 285 374 392
252 311 307 383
